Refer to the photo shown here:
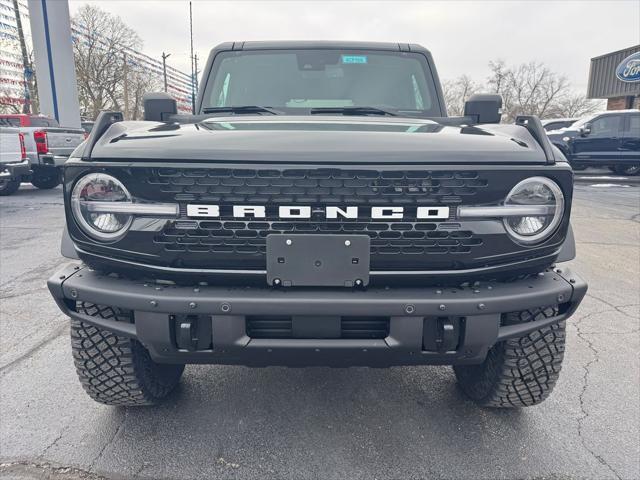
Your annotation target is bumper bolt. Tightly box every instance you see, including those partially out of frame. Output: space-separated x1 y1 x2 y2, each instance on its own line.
570 278 576 284
436 289 442 295
150 300 158 307
478 303 486 310
557 294 565 302
439 304 446 311
286 239 292 246
189 302 197 309
220 303 231 313
70 289 78 298
404 304 415 314
194 287 200 293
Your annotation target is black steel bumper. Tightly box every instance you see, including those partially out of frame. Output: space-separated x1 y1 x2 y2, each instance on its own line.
48 264 587 367
0 159 30 179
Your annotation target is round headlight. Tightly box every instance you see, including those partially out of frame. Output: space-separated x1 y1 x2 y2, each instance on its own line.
503 177 564 244
71 173 133 241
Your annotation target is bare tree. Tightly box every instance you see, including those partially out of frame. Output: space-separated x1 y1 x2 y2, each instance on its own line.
12 0 35 113
127 64 160 120
443 59 599 122
442 75 480 116
72 5 149 120
547 93 602 118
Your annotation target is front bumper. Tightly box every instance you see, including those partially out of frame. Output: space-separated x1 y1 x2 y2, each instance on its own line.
0 159 30 179
48 264 587 367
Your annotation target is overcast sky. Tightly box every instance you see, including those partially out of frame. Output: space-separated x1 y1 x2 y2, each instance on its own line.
67 0 640 93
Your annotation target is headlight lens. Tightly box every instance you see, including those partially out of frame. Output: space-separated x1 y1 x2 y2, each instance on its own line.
503 177 564 244
71 173 133 241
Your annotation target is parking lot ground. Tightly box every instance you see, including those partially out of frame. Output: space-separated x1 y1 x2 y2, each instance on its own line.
1 182 639 480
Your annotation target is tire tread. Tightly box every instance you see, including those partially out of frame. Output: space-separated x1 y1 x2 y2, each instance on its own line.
454 306 565 408
71 302 183 406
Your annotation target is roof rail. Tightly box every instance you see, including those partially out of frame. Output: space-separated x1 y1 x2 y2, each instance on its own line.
515 115 555 164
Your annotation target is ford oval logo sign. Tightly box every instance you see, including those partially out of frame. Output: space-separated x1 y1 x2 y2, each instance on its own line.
616 51 640 83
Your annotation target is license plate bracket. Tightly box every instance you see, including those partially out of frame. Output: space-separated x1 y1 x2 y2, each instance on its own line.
266 234 370 287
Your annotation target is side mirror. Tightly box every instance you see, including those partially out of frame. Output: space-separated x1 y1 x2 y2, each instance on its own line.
580 124 592 137
464 93 503 124
143 92 177 122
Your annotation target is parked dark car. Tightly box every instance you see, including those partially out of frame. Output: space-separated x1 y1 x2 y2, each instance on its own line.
542 118 578 132
547 110 640 175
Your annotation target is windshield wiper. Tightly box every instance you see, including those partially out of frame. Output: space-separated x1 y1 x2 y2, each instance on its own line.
202 106 282 115
309 106 397 117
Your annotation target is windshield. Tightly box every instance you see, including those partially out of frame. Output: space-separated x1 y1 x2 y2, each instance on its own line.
201 49 441 116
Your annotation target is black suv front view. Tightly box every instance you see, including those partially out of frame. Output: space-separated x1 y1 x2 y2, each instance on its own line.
48 42 587 408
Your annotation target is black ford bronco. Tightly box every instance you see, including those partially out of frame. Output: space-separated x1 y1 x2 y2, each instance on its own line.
48 41 587 408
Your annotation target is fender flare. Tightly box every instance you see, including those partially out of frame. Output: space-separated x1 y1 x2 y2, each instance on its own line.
557 224 576 262
61 225 80 260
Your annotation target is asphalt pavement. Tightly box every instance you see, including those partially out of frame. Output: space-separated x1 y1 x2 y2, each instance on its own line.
1 176 639 480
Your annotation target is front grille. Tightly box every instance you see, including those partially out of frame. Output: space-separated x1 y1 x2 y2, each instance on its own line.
246 316 390 339
69 164 571 276
144 167 488 270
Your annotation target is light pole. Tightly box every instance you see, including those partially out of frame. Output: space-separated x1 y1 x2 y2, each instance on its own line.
189 1 195 113
162 52 171 92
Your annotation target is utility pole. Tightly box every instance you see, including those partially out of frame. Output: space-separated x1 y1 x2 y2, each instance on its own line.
12 0 34 113
194 53 199 91
123 53 129 119
162 52 171 92
189 1 195 113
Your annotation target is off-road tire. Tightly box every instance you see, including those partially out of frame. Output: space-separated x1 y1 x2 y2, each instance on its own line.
31 168 60 189
454 306 565 408
71 302 184 406
0 178 20 196
613 164 640 176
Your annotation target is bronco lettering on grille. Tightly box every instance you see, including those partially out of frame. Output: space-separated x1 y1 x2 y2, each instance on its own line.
186 204 450 220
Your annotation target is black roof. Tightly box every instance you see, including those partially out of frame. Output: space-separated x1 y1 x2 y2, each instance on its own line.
215 40 430 54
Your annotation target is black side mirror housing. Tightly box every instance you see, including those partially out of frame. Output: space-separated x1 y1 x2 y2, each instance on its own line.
464 94 503 124
580 124 592 137
143 92 177 122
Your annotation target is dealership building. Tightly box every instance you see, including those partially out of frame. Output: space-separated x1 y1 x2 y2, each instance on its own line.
587 45 640 110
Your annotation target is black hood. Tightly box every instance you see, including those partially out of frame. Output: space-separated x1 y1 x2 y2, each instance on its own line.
88 115 549 164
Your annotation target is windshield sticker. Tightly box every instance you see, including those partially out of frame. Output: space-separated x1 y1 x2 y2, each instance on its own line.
341 55 368 64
